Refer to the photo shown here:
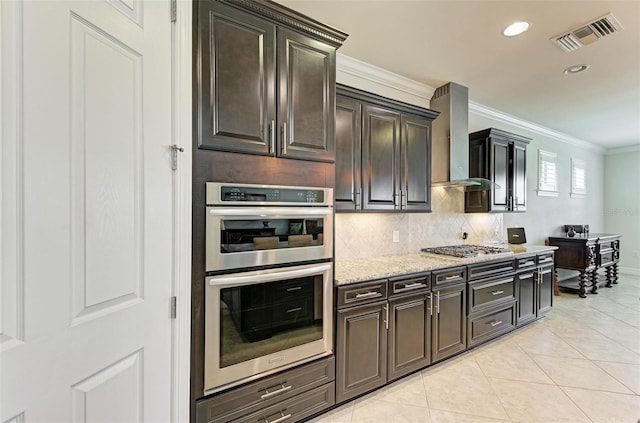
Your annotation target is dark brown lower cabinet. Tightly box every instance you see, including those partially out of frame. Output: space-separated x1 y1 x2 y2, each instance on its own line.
536 263 554 317
335 301 387 403
516 255 554 326
431 282 467 363
388 293 432 381
196 357 334 423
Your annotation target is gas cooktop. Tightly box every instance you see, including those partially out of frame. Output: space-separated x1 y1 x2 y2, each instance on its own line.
420 245 513 258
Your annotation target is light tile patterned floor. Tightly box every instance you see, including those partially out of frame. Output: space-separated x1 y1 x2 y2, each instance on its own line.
310 273 640 423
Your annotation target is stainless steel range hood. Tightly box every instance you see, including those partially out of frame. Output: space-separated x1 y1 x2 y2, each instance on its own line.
430 82 494 190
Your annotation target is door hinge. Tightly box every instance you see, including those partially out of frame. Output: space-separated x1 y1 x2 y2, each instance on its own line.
170 296 177 319
171 144 184 171
170 0 177 22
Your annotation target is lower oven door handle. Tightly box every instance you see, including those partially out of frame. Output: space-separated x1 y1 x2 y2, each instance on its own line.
208 263 332 286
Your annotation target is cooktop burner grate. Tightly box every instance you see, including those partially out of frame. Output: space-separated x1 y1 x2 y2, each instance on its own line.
420 245 512 258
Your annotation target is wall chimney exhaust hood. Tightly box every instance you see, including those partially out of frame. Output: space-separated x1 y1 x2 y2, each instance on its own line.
430 82 494 191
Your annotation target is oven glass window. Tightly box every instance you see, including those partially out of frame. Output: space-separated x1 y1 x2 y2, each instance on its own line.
220 218 324 254
219 275 324 368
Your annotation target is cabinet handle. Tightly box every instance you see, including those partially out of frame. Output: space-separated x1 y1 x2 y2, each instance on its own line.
264 411 292 423
269 120 275 153
393 192 400 209
444 275 461 281
401 190 407 208
286 307 302 313
490 290 504 296
286 286 302 292
520 273 534 280
281 122 287 155
383 305 389 330
354 291 382 300
489 320 503 327
436 291 440 314
428 293 433 316
260 383 292 399
402 282 425 290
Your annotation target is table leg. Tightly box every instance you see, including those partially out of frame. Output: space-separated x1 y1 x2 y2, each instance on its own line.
613 263 619 284
590 269 598 294
605 265 613 288
578 270 588 298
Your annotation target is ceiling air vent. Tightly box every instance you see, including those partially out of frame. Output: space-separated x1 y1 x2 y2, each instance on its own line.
552 13 623 52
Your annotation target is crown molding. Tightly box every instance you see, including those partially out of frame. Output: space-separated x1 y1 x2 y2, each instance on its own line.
469 101 604 153
336 53 435 101
604 144 640 155
337 54 606 153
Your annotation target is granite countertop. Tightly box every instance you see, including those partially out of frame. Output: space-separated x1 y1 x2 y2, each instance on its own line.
334 244 557 286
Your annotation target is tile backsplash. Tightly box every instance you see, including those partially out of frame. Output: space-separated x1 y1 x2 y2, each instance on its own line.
335 187 504 259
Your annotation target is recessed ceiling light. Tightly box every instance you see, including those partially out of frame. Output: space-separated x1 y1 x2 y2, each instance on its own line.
503 22 530 37
563 64 590 75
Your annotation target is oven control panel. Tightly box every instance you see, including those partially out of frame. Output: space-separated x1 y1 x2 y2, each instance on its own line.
207 182 331 206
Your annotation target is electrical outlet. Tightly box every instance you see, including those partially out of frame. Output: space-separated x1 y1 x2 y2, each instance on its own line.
393 230 400 243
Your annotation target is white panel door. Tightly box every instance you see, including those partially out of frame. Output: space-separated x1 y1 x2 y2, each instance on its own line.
1 0 174 421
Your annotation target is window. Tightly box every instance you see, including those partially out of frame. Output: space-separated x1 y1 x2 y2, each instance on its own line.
571 158 587 198
537 150 558 197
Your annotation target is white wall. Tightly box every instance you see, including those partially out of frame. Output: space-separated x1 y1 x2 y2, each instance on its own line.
604 148 640 274
335 55 609 261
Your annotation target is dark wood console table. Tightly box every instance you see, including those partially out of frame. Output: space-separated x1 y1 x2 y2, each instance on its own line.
547 233 620 298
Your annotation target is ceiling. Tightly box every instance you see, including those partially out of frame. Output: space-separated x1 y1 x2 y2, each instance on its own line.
279 0 640 150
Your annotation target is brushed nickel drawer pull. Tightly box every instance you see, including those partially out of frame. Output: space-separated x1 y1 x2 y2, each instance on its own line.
261 383 292 399
491 290 504 296
520 273 534 280
444 275 461 280
489 320 503 327
286 286 302 292
286 307 302 313
264 411 292 423
399 282 426 291
354 291 382 299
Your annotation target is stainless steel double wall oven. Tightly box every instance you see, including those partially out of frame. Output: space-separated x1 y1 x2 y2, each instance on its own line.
204 183 334 394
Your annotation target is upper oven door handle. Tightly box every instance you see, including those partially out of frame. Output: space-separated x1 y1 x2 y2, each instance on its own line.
207 263 332 287
207 207 332 217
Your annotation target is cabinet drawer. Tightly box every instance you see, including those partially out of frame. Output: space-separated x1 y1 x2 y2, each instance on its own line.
337 279 387 308
196 357 335 423
516 255 537 271
467 259 514 281
389 272 431 297
232 383 335 423
468 302 516 347
272 297 312 326
468 276 515 314
537 252 554 266
432 267 466 287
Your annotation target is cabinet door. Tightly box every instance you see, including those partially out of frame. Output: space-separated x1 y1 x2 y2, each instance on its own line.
516 271 536 326
388 294 432 381
491 139 510 211
512 142 527 211
537 264 554 317
335 96 362 211
362 105 401 211
278 28 336 162
466 140 490 212
432 283 466 363
197 2 276 154
400 115 432 212
336 302 387 403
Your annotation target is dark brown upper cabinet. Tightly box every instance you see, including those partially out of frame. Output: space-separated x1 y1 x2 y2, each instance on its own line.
195 0 347 162
335 85 439 212
465 128 531 213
